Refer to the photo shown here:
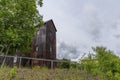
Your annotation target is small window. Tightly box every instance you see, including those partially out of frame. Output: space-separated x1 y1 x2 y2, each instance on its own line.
37 31 40 35
36 46 39 51
50 45 52 53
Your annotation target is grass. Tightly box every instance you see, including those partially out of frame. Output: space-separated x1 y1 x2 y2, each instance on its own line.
0 66 100 80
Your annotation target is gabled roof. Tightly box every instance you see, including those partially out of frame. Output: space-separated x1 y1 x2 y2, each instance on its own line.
44 19 57 32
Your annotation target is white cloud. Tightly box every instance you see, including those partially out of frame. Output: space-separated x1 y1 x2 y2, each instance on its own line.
82 3 97 15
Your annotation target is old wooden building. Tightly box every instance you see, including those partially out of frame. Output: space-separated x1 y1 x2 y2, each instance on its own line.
31 19 57 67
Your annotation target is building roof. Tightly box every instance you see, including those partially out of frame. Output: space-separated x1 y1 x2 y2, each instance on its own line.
44 19 57 32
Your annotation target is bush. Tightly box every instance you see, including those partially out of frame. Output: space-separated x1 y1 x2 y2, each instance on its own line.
58 58 70 69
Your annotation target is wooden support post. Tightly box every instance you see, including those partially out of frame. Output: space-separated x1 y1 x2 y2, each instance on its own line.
19 57 22 68
51 60 53 69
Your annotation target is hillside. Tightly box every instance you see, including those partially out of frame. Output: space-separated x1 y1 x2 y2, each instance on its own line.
0 67 99 80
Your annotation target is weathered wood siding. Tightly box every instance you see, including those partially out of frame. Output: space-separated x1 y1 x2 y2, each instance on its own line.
31 19 57 67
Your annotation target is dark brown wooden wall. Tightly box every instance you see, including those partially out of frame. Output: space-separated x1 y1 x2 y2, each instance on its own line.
31 19 57 67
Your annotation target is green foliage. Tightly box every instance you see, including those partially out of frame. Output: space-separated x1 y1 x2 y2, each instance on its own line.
70 62 78 69
38 0 43 7
94 46 120 79
0 0 43 54
0 67 94 80
80 53 99 76
8 66 17 78
80 46 120 80
58 58 71 69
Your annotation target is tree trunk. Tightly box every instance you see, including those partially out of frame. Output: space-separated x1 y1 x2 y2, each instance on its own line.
0 45 4 54
1 45 10 68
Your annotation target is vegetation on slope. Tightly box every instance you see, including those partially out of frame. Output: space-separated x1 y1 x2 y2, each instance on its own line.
0 66 99 80
80 46 120 80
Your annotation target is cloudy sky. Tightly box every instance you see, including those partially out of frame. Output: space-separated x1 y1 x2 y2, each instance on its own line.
38 0 120 61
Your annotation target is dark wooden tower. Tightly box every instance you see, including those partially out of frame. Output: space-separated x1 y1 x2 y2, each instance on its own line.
31 19 57 67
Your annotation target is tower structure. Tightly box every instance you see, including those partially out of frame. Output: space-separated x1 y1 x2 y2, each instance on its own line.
31 19 57 67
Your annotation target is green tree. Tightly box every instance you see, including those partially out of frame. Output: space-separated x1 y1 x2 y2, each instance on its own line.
0 0 43 68
80 46 120 80
0 0 43 55
58 58 71 69
93 46 120 80
80 53 99 75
